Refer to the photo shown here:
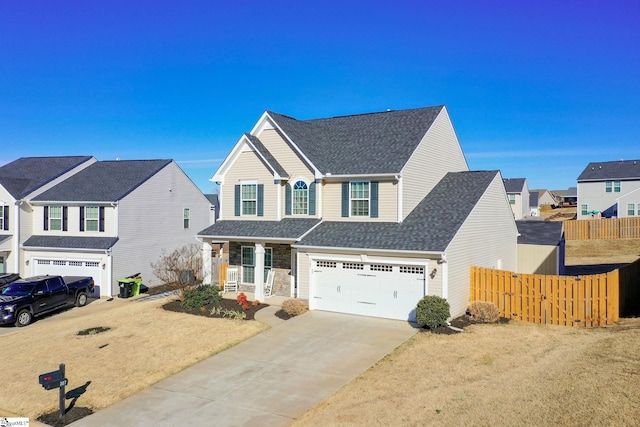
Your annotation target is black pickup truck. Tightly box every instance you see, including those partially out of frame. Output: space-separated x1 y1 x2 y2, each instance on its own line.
0 275 94 326
0 273 20 289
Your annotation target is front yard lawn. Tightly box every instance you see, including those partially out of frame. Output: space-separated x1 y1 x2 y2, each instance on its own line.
0 296 267 419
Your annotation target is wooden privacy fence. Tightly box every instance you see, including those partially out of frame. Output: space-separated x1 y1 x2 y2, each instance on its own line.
564 216 640 240
470 267 620 327
218 263 229 290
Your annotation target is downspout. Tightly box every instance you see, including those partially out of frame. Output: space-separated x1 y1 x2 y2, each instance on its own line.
439 254 448 300
106 248 113 298
13 201 21 274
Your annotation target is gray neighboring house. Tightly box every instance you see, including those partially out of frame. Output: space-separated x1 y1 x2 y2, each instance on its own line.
503 178 530 220
0 156 97 275
577 159 640 219
198 106 518 320
516 221 565 275
205 194 220 223
24 159 211 297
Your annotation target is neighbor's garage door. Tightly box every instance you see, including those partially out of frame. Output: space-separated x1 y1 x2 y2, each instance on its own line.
34 259 101 296
310 259 426 321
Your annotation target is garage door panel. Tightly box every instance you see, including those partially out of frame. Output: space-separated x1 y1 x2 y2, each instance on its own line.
311 259 426 321
34 258 103 297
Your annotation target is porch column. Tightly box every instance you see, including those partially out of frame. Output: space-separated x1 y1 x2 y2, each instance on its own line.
202 241 213 285
254 242 265 300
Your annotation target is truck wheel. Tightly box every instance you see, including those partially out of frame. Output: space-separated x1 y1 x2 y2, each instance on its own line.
16 309 32 327
75 292 88 307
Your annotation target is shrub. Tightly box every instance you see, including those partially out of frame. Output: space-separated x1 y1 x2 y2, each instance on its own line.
416 295 450 329
469 301 500 323
150 243 204 297
181 284 222 310
282 299 309 316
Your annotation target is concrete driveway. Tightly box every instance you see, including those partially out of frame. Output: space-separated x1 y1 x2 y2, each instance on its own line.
72 310 417 426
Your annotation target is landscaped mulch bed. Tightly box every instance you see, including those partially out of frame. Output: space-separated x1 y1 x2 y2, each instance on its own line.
163 298 269 320
425 314 510 335
38 406 94 426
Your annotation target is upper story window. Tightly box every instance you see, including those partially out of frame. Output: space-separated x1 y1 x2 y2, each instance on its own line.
508 194 516 205
183 208 190 229
0 205 6 231
48 206 63 231
350 181 370 216
605 180 621 193
241 184 257 215
628 204 636 216
292 181 308 215
85 206 99 231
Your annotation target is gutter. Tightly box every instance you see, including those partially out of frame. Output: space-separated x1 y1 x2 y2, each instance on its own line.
290 243 445 258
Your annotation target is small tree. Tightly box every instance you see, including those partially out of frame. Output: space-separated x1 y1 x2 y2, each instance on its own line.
150 243 203 296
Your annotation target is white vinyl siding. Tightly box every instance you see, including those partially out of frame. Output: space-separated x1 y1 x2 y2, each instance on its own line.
220 150 277 220
401 107 468 220
444 173 518 318
112 161 211 294
578 180 640 219
322 180 397 221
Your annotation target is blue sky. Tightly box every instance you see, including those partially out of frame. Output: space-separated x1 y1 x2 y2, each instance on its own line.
1 1 639 194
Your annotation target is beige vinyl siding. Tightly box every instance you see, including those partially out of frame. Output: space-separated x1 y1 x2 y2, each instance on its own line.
297 251 310 300
321 180 398 222
517 244 559 275
402 107 468 220
444 173 518 317
30 205 116 236
220 150 279 221
258 128 314 179
113 161 211 294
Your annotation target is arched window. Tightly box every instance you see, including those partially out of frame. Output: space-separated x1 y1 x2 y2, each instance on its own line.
292 180 308 215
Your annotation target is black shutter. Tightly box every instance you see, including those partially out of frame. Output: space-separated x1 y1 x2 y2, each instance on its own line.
44 206 49 231
99 206 105 232
257 184 264 217
62 206 68 231
79 207 85 232
234 184 241 216
370 181 379 218
309 182 316 215
341 182 349 217
3 205 8 230
285 183 292 215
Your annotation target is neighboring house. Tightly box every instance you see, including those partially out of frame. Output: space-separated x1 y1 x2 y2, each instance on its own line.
529 192 540 217
1 158 211 297
198 106 518 320
516 221 565 275
503 178 530 220
0 156 97 274
577 159 640 219
532 189 558 207
204 193 220 223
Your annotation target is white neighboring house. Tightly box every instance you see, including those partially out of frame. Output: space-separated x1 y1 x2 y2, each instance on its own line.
577 159 640 219
0 156 97 275
199 106 518 320
16 159 211 297
503 178 530 220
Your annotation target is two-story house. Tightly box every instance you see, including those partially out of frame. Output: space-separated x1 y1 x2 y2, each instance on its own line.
0 156 97 275
198 106 518 320
503 178 530 220
577 159 640 219
1 157 211 297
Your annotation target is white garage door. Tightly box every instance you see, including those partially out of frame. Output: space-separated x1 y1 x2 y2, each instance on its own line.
310 259 426 321
34 259 102 297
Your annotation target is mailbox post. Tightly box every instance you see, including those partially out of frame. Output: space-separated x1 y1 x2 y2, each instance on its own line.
39 363 67 418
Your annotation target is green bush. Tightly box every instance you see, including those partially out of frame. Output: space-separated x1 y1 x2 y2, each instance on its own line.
181 284 222 309
416 295 450 329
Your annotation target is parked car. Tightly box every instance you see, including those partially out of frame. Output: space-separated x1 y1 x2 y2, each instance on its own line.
0 273 20 289
0 275 94 327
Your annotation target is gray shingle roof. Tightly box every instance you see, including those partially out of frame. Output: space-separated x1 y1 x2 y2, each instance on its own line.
0 156 94 199
33 160 172 202
503 178 525 193
267 106 444 175
245 134 288 178
516 221 563 246
296 171 499 252
577 159 640 181
198 218 321 240
23 235 119 250
529 192 539 207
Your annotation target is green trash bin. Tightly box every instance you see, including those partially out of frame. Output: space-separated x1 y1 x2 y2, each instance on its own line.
118 277 142 297
131 277 142 296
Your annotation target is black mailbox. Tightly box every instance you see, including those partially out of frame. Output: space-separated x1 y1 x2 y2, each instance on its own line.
39 369 65 390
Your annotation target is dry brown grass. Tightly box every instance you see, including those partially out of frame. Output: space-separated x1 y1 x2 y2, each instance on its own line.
282 299 310 316
566 238 640 265
0 297 267 418
293 319 640 427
